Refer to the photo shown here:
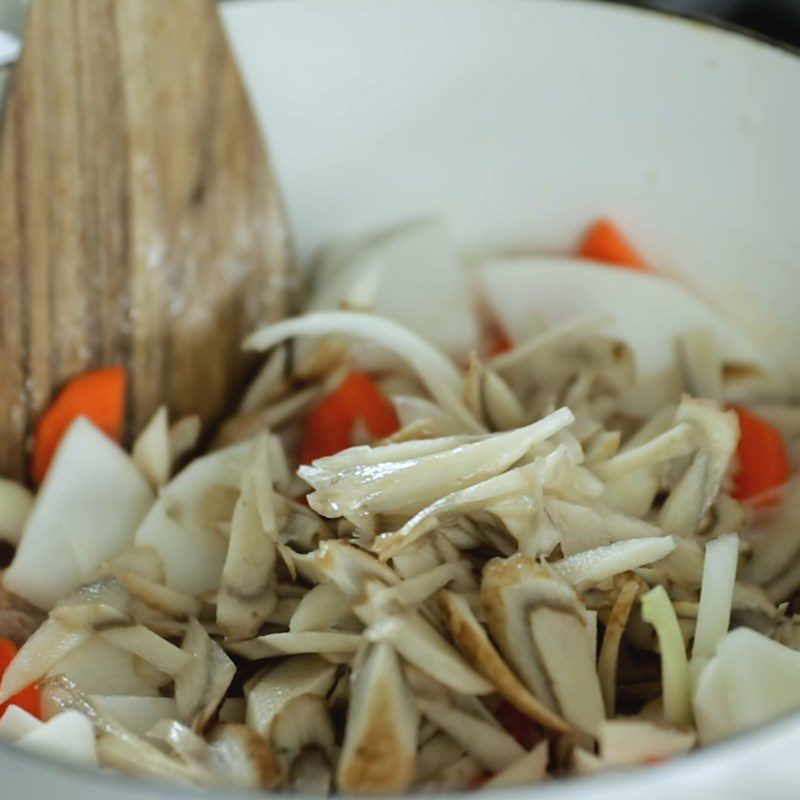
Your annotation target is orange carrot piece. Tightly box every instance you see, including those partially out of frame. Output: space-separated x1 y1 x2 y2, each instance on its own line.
730 406 792 508
487 326 514 357
300 396 353 465
300 372 400 464
31 366 127 485
334 372 399 439
0 639 41 719
579 219 648 271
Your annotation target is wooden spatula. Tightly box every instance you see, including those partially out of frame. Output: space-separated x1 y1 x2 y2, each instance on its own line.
0 0 297 481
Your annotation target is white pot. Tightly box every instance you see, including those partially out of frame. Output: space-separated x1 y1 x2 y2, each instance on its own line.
2 0 800 797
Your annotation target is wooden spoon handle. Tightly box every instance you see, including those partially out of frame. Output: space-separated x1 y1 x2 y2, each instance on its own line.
0 0 297 481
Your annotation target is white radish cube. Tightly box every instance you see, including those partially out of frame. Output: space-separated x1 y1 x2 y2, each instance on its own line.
4 418 154 610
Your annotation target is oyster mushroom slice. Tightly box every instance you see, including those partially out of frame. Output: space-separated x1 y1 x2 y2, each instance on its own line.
111 568 203 620
226 631 362 659
544 497 662 557
207 722 282 790
175 618 235 731
50 577 134 629
365 610 494 695
553 537 677 591
245 654 337 739
416 697 524 772
592 423 697 480
132 406 171 488
530 607 605 738
485 740 549 788
662 397 739 536
98 625 189 677
0 619 89 703
481 555 605 736
437 589 571 734
314 540 399 602
597 579 641 716
338 643 417 794
465 354 525 431
414 731 465 783
302 408 574 524
270 693 336 792
290 582 353 633
216 468 277 640
375 460 547 560
365 562 470 617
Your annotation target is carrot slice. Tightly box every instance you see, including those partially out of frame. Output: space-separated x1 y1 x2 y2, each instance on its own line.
579 219 648 271
0 639 41 718
730 406 791 508
300 372 400 464
31 366 127 485
487 326 514 357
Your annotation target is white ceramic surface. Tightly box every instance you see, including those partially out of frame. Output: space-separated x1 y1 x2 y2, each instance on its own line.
1 0 800 797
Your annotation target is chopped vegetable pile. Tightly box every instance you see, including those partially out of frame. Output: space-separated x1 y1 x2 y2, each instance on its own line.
0 217 799 793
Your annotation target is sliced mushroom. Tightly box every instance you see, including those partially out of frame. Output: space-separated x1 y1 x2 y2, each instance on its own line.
0 619 89 703
111 568 203 621
484 740 549 788
415 696 524 773
481 555 605 738
414 730 465 783
553 537 676 591
174 618 235 731
289 582 354 633
132 406 171 488
50 577 134 629
597 579 641 715
437 589 570 734
216 468 277 640
338 643 417 794
270 693 336 793
207 722 282 790
301 408 573 528
168 415 202 467
98 624 189 676
227 631 362 659
365 609 493 696
465 354 525 431
239 343 291 414
659 397 739 537
416 754 484 791
363 561 470 618
96 732 215 786
375 461 549 560
245 655 338 739
314 540 399 603
544 497 662 557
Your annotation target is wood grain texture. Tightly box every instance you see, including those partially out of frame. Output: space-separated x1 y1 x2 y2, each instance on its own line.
0 0 298 481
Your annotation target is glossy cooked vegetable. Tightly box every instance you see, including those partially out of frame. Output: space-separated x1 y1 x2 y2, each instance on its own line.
0 217 798 793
